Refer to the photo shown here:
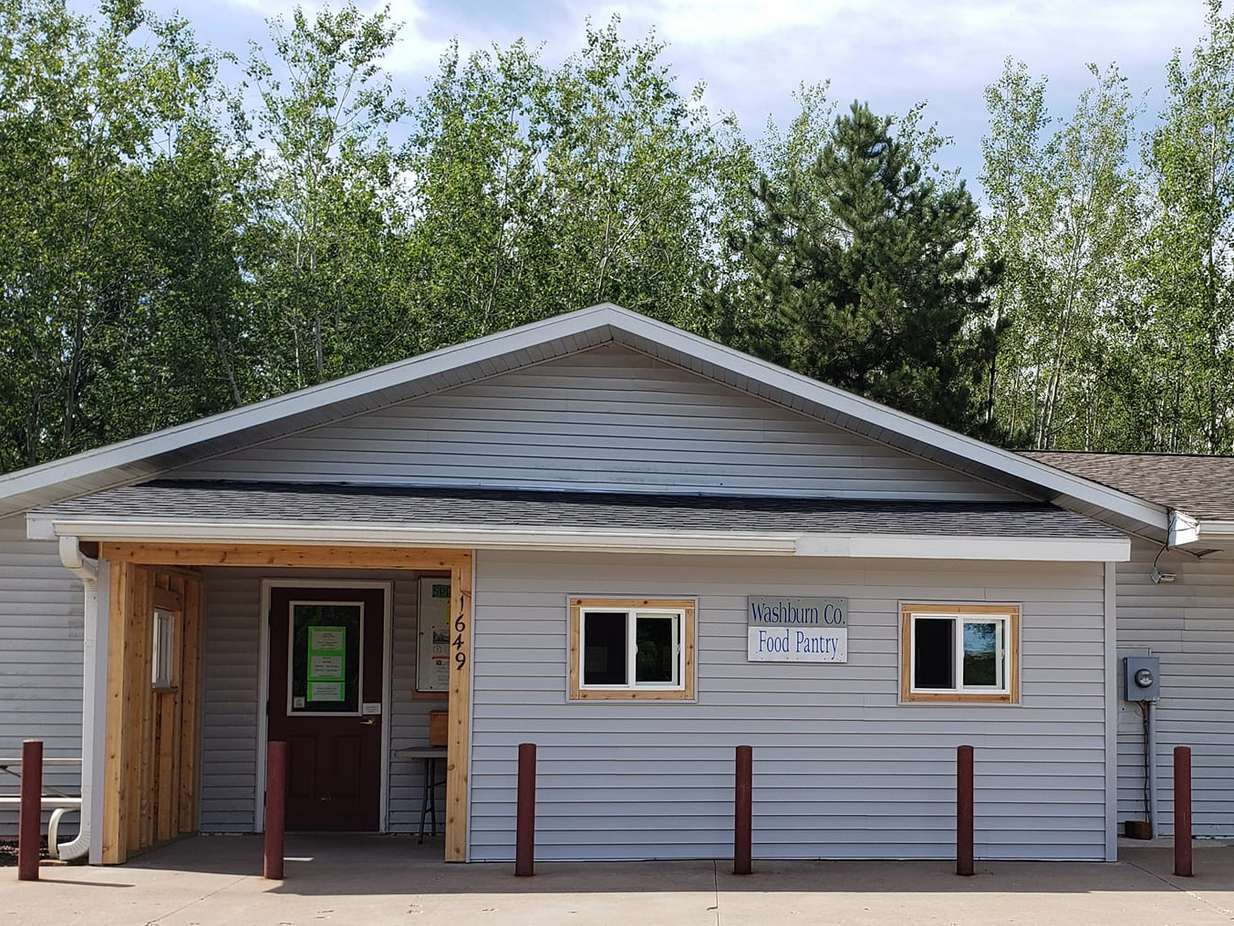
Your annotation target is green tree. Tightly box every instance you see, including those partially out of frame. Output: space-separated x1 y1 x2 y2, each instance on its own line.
980 61 1141 450
402 18 731 344
240 1 411 392
0 0 240 471
731 101 998 433
1128 0 1234 453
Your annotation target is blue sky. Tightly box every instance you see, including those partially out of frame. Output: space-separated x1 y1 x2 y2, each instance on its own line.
133 0 1213 195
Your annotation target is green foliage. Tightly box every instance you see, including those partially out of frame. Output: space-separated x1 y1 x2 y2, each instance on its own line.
401 18 729 345
0 0 241 471
729 100 998 433
1129 0 1234 452
980 60 1142 450
5 0 1234 472
240 2 411 392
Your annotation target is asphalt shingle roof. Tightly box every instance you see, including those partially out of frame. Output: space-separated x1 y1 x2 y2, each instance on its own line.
1021 452 1234 520
35 480 1122 538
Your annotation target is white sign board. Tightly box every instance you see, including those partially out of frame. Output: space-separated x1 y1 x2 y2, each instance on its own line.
747 595 848 662
747 626 848 662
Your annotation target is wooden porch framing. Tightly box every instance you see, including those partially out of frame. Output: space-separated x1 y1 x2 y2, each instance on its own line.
99 543 474 864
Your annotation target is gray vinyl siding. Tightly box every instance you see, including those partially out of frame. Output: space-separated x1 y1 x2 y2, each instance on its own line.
173 345 1022 502
469 550 1109 862
0 515 84 834
199 567 446 832
1116 538 1234 837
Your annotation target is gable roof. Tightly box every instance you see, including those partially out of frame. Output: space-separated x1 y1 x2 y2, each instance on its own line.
0 304 1167 540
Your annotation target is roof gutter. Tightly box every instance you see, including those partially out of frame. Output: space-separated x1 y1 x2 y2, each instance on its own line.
55 536 96 863
1196 518 1234 540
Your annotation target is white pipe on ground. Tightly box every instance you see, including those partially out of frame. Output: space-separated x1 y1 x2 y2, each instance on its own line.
56 536 96 862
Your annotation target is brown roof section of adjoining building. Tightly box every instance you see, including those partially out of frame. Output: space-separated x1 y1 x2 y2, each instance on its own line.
1021 451 1234 520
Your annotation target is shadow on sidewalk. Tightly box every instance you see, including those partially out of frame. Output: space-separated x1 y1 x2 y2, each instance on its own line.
111 834 1234 899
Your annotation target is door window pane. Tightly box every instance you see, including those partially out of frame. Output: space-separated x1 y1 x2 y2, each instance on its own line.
290 603 362 713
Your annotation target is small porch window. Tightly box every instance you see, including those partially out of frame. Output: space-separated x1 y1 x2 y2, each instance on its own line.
152 608 177 689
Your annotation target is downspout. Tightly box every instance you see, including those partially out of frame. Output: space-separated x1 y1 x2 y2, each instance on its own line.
57 536 97 862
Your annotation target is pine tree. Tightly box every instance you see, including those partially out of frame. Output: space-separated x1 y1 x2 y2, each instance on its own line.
736 102 999 433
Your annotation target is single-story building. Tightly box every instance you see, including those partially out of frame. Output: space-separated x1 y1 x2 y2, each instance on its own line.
0 304 1227 865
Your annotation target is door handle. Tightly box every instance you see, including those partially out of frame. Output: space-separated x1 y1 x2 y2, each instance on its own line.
361 717 377 726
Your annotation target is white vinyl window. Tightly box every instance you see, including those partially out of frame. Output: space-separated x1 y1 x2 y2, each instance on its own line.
901 604 1019 703
569 598 695 700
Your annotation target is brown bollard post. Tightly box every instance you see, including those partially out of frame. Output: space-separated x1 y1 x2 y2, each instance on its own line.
734 745 753 875
17 739 43 881
956 745 974 876
264 741 287 880
1174 746 1193 877
515 743 536 877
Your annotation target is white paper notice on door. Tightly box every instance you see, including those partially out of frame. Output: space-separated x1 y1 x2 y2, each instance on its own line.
308 681 343 702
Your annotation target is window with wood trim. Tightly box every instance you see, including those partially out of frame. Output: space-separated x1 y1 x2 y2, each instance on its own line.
900 604 1019 703
151 608 178 689
569 598 695 700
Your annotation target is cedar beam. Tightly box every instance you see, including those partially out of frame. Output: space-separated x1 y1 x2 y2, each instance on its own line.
446 553 473 862
102 542 470 570
102 560 131 864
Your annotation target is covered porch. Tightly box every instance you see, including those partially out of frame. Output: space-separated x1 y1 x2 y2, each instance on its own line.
79 541 474 865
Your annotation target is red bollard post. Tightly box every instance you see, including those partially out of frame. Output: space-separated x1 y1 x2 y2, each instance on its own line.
515 743 536 877
17 739 43 882
734 745 753 875
956 745 974 877
1174 746 1192 877
264 741 287 880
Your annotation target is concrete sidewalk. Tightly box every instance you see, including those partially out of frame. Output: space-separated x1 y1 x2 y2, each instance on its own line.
2 836 1232 926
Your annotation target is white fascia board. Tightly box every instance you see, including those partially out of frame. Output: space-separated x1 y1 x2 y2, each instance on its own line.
795 533 1129 562
30 516 1130 561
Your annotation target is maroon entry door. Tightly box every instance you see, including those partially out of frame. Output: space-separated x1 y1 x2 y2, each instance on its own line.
267 585 385 831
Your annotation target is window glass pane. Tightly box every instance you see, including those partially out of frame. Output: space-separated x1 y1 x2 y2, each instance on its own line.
635 615 677 684
583 612 627 685
963 621 1002 688
291 603 362 713
914 618 954 689
152 608 176 688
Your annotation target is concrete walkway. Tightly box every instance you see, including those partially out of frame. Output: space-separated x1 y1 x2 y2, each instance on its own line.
2 836 1232 926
